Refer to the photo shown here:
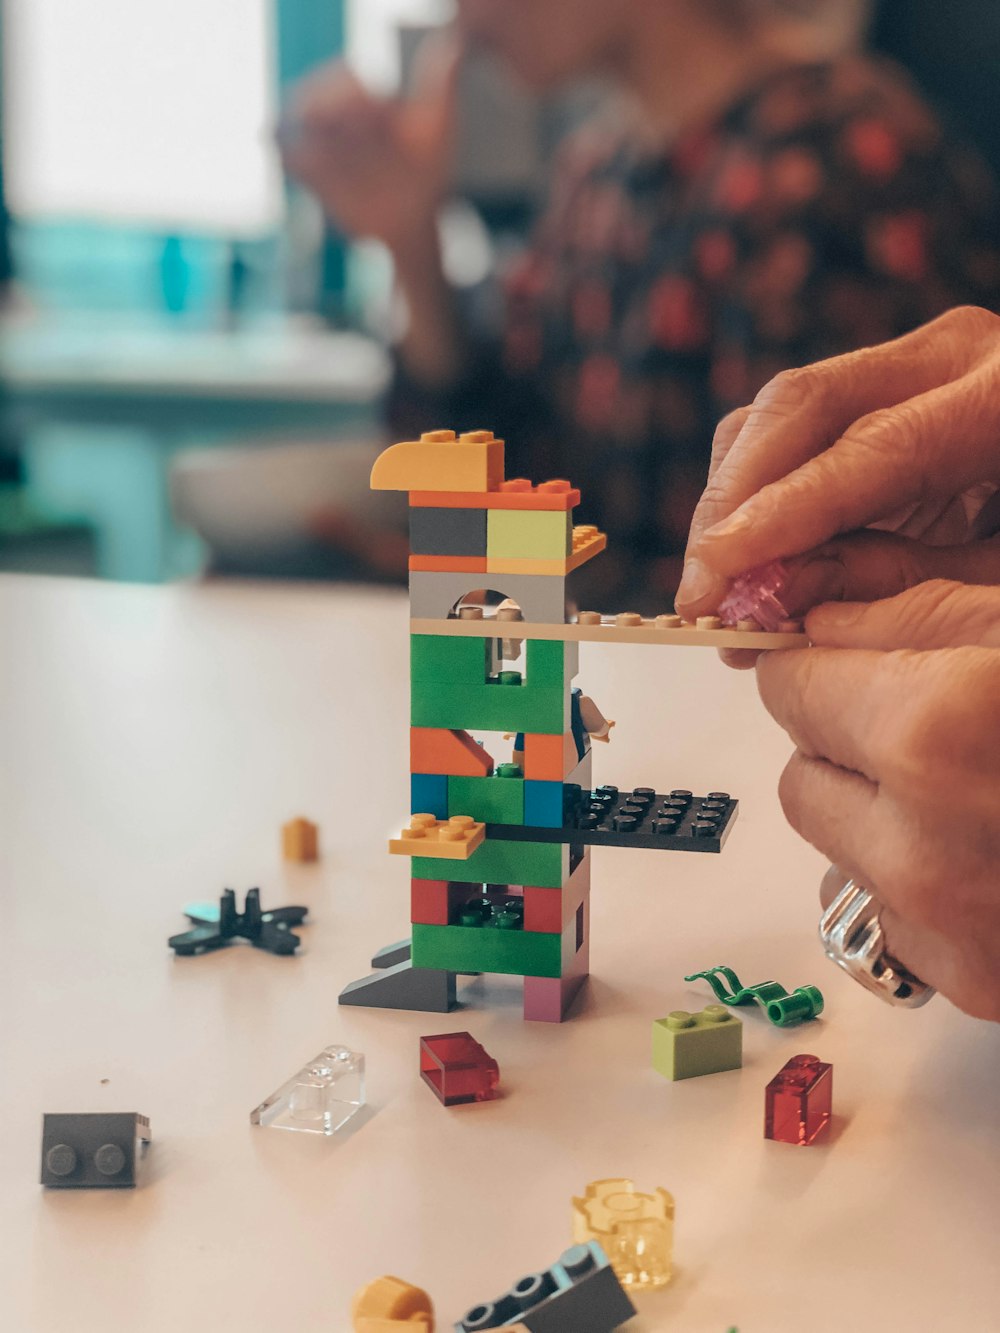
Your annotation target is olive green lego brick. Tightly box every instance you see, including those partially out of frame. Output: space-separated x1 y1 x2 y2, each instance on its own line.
652 1005 743 1081
410 633 492 685
412 837 569 887
409 506 487 557
448 774 524 825
410 680 569 735
487 509 573 560
411 922 563 977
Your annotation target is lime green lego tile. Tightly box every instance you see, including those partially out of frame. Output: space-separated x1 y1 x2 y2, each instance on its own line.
449 774 524 825
652 1006 743 1081
412 837 569 887
411 681 567 735
488 510 573 560
410 634 491 684
412 922 563 977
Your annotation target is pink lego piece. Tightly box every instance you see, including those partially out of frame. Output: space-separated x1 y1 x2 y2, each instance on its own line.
419 1032 500 1106
717 560 790 631
523 911 591 1022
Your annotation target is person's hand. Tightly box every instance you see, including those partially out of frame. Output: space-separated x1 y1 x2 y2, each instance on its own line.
677 306 1000 636
759 577 1000 1021
279 34 460 254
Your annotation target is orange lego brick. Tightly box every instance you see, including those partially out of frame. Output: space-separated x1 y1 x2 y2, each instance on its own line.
370 429 503 494
408 555 488 573
282 817 319 862
351 1274 434 1332
389 814 485 860
409 478 581 511
523 731 579 780
410 728 494 777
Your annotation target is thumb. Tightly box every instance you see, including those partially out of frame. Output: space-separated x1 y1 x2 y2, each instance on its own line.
777 530 1000 616
807 578 1000 650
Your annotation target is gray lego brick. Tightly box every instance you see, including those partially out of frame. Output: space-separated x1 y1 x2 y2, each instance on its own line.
41 1112 151 1188
408 570 569 624
410 507 488 556
455 1241 636 1331
338 960 457 1012
371 939 412 969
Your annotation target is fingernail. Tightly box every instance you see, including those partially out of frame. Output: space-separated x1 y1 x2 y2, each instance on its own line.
704 506 753 541
808 601 862 628
676 557 720 606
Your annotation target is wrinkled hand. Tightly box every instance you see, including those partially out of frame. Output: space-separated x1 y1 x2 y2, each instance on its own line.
279 35 460 252
760 578 1000 1021
677 306 1000 639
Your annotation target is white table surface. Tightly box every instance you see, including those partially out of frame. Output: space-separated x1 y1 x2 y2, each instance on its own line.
1 576 998 1333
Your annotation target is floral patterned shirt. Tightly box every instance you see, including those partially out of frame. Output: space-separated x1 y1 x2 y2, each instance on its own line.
391 59 1000 610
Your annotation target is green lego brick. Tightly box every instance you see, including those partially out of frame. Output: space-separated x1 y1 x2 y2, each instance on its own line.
411 680 567 735
412 922 563 977
410 634 491 685
449 774 524 825
488 510 573 560
651 1005 743 1081
412 837 569 887
523 637 573 688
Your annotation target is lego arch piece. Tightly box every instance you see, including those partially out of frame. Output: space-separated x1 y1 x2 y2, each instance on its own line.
410 570 568 624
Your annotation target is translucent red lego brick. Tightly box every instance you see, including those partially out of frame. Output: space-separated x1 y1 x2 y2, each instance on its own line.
764 1054 832 1145
718 560 790 631
419 1031 500 1106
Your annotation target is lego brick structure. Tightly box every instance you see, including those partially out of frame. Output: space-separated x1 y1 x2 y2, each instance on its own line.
338 428 805 1023
41 1112 151 1188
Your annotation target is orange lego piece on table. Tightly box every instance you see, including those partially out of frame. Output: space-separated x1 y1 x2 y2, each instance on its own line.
389 814 485 860
410 728 494 777
370 429 503 494
408 555 488 573
282 817 319 862
351 1274 434 1332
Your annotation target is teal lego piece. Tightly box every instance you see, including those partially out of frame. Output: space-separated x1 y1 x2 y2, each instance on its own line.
412 837 569 888
523 778 565 827
684 965 824 1027
652 1005 743 1081
487 509 573 560
411 772 449 819
412 922 563 977
448 773 524 825
410 634 491 684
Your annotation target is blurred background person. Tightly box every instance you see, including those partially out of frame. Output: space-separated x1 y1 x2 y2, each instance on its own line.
283 0 1000 609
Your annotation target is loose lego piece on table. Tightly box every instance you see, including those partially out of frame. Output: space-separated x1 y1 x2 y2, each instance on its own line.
685 965 824 1026
455 1240 635 1332
251 1045 365 1135
764 1054 833 1145
488 786 738 853
390 814 486 860
652 1005 743 1081
717 560 791 631
352 1275 434 1332
572 1178 674 1289
420 1031 500 1106
41 1113 150 1188
168 888 307 956
282 816 319 862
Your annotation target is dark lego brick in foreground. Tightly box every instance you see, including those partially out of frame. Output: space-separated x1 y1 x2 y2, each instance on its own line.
455 1240 636 1331
487 785 737 852
41 1112 151 1188
410 506 488 556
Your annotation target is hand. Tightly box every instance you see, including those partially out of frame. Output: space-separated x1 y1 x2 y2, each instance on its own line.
279 34 460 254
759 578 1000 1021
677 305 1000 625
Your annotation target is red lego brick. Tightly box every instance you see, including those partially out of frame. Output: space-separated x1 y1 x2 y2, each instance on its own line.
764 1054 833 1145
410 878 451 926
419 1031 500 1106
521 852 591 933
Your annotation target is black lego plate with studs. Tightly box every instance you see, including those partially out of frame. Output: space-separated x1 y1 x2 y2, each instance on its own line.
486 785 738 853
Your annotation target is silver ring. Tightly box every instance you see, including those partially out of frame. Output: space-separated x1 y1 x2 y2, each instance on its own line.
818 879 935 1008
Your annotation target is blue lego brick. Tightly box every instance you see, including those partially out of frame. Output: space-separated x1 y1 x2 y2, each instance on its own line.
523 779 565 828
454 1240 635 1331
411 772 449 820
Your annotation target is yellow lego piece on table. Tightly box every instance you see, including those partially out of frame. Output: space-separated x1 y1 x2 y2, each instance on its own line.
370 429 504 494
572 1177 675 1289
388 813 486 860
351 1274 434 1332
282 816 319 862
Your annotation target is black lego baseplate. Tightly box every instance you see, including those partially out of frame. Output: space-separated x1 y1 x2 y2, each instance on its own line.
486 785 738 853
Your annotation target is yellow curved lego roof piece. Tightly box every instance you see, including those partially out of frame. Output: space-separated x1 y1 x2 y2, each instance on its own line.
370 429 504 493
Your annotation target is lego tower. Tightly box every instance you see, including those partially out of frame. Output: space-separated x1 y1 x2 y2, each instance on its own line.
339 429 798 1022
